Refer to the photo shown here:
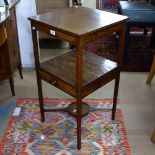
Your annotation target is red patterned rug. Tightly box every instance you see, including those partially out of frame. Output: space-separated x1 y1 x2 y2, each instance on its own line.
85 33 154 72
0 98 131 154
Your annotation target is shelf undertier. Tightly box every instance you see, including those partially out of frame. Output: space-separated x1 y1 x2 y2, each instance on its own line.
38 50 119 98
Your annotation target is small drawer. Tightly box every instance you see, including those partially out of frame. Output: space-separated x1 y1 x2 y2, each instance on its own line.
38 69 57 84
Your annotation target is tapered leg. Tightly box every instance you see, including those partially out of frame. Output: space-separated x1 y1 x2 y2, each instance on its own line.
146 54 155 84
18 63 23 79
36 75 45 122
112 75 120 120
76 98 82 150
31 25 45 122
151 128 155 144
9 77 15 96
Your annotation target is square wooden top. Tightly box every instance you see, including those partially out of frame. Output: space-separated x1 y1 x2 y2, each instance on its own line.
29 6 128 36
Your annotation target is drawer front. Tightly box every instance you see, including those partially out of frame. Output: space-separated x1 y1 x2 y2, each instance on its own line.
38 69 76 97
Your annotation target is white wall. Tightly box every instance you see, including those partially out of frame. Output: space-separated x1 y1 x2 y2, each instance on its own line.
82 0 96 9
16 0 36 67
16 0 96 67
70 0 96 8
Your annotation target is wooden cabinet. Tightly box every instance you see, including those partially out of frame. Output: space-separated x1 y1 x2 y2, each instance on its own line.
0 25 9 80
0 0 23 96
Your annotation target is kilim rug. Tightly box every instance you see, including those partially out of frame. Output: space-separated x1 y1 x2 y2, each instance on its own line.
0 98 131 154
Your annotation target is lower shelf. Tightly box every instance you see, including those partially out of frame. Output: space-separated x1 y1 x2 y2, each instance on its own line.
38 50 119 97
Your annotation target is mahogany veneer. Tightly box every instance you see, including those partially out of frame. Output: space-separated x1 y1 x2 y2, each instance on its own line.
29 6 127 149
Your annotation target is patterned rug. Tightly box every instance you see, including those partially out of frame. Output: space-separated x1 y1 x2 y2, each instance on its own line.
0 98 131 154
85 33 154 72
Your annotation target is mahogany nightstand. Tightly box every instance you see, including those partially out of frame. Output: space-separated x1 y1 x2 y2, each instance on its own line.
29 6 127 149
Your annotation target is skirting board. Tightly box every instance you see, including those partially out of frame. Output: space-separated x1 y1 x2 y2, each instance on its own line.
22 64 35 68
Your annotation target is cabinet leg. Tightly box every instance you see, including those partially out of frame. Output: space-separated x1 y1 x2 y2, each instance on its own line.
76 98 82 150
18 64 23 79
146 54 155 84
9 77 15 96
37 76 45 122
112 75 120 120
151 128 155 144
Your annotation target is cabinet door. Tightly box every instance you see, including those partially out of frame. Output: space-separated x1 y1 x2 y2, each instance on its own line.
6 7 20 72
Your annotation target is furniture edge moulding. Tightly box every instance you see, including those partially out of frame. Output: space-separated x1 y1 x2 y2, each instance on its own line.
29 19 127 48
29 20 78 45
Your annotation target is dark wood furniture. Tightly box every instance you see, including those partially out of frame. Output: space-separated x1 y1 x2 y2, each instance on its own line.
146 51 155 84
118 0 155 62
151 128 155 144
29 7 127 149
146 51 155 144
0 0 23 96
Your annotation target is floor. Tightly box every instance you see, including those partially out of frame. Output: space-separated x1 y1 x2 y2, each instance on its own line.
0 48 155 155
